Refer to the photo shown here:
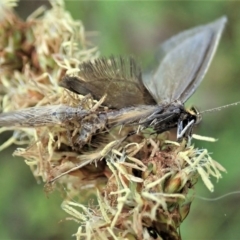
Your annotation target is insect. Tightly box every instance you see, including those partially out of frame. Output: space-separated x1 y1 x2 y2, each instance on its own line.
60 16 227 140
0 16 227 147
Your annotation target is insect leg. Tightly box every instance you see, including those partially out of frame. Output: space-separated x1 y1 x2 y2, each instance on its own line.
177 119 195 140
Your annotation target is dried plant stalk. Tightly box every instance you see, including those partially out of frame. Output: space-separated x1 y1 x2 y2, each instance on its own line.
0 1 226 239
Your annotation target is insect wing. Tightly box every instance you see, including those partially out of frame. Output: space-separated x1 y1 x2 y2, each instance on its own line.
60 56 156 109
0 105 89 127
142 16 227 104
107 105 160 126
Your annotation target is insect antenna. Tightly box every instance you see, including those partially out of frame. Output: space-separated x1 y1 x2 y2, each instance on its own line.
200 101 240 114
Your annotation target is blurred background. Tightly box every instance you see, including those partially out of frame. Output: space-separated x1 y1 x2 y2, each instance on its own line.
1 1 240 239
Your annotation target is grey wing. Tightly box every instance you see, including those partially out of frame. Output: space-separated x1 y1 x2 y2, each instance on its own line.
60 56 156 109
143 16 227 104
0 105 88 127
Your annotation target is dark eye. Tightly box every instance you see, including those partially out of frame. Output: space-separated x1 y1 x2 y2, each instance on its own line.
189 106 202 124
147 226 158 239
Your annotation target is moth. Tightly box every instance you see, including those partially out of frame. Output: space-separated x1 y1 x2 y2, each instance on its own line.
0 16 227 148
60 16 227 141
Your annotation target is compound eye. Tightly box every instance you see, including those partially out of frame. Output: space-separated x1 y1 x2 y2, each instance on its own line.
189 106 202 124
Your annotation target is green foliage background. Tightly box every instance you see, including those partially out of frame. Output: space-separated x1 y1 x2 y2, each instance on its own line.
0 1 240 239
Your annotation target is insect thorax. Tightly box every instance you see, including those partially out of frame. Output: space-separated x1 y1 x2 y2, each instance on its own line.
149 102 184 134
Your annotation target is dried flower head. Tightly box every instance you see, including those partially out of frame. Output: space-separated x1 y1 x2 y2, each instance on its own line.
60 135 225 239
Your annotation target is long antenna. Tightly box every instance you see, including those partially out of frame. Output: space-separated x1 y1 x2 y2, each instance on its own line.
200 101 240 114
